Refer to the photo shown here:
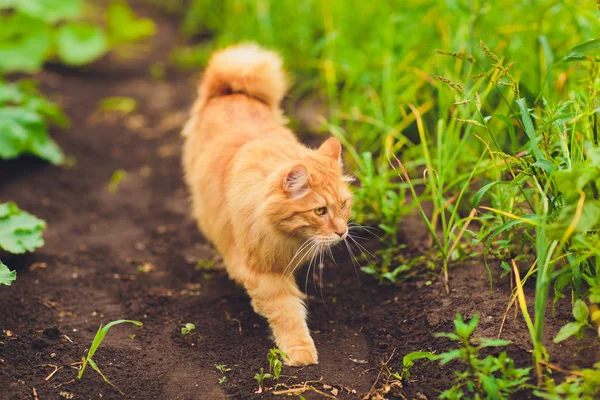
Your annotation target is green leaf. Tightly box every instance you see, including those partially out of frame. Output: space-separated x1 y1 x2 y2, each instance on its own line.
181 323 195 335
0 14 52 73
472 181 502 207
572 300 589 323
486 215 542 246
437 349 463 365
454 313 479 339
479 373 500 399
477 338 512 348
516 98 545 162
532 160 554 174
402 351 438 368
11 0 82 23
0 260 16 286
0 202 46 254
106 0 155 44
553 322 583 343
434 332 460 341
0 107 64 164
559 38 600 63
56 23 108 66
79 319 142 380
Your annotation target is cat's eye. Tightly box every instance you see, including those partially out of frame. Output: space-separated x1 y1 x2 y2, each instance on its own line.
341 200 347 209
314 207 327 216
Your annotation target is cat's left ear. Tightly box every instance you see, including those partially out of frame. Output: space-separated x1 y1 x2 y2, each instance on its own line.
283 164 310 199
318 137 342 162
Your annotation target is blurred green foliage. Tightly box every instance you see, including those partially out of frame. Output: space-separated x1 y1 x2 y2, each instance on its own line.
0 0 155 72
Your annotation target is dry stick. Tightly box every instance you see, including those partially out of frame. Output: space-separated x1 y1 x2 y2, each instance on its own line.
365 347 398 399
539 360 596 379
224 311 243 335
446 208 478 267
41 364 63 381
273 381 338 399
32 388 39 400
498 293 518 338
54 379 75 389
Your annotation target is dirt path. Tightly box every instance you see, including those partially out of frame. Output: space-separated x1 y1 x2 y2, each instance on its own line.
0 3 597 400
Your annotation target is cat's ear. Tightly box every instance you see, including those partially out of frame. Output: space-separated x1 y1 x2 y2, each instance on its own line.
318 137 341 161
283 164 310 199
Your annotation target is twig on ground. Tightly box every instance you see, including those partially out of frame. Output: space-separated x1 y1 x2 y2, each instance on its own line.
225 311 243 335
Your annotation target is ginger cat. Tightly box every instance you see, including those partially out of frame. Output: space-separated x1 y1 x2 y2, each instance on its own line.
182 44 352 366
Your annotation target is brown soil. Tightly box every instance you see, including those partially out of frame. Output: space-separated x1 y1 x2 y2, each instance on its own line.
0 3 597 400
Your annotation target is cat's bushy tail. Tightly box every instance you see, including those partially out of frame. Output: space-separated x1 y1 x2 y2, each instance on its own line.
183 43 288 136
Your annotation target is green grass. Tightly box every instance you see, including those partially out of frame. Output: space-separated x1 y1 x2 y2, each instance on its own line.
78 319 143 394
403 313 532 398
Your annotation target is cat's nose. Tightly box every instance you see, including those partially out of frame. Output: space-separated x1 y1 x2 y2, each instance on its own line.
335 229 347 238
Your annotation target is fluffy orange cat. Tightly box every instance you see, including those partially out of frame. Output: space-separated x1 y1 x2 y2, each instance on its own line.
182 43 352 366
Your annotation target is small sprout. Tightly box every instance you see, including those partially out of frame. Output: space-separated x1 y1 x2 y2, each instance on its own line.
107 169 128 193
98 96 137 116
216 364 231 385
215 364 231 374
129 334 136 340
195 258 217 270
267 348 287 380
181 323 195 335
78 319 143 395
254 367 273 394
137 263 154 273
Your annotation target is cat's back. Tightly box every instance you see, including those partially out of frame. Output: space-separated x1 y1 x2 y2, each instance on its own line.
183 93 297 178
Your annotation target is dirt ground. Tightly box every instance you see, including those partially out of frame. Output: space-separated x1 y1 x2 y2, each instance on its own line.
0 3 597 400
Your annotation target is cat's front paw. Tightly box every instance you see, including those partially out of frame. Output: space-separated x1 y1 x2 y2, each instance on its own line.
283 344 319 366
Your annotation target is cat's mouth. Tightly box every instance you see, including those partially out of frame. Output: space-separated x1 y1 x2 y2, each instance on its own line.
319 232 347 246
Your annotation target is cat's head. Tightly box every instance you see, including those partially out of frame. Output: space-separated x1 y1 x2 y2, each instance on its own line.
268 137 353 246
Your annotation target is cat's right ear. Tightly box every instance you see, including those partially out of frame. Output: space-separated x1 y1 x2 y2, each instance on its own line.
283 165 310 199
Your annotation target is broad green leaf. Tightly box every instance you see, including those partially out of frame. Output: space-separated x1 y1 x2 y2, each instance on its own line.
0 260 16 286
12 0 82 23
553 322 583 343
0 202 46 254
552 201 600 236
106 0 156 44
0 107 64 164
591 286 600 303
588 147 600 165
559 38 600 63
572 300 589 323
532 160 554 174
56 23 108 66
0 14 51 73
516 98 545 162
